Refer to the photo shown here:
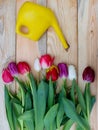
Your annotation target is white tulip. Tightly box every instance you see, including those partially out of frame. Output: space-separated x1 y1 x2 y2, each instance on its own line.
68 65 77 80
34 58 41 72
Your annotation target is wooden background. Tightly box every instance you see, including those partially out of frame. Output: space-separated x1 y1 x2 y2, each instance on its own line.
0 0 98 129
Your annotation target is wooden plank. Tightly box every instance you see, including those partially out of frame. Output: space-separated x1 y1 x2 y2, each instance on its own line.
16 0 40 78
37 0 47 55
0 0 16 130
78 0 98 129
47 1 77 129
47 0 78 67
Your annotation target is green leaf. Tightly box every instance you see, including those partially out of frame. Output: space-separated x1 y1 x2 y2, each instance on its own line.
28 73 37 124
76 104 82 114
56 102 64 129
11 97 23 130
25 92 32 110
76 124 84 130
91 96 96 111
13 102 23 117
19 109 34 130
48 78 54 109
18 109 34 120
75 81 86 114
44 104 58 130
10 97 22 106
62 98 88 129
4 86 14 130
70 79 75 103
63 119 74 130
24 120 34 130
35 80 48 130
59 80 66 98
61 116 69 126
13 102 24 130
12 109 20 130
56 81 66 129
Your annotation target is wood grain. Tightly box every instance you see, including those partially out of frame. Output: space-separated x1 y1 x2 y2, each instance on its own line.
16 0 40 78
47 1 77 129
0 0 16 130
78 0 98 129
0 0 98 130
47 0 78 66
37 0 47 55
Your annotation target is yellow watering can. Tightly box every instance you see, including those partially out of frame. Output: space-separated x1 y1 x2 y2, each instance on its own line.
16 1 69 49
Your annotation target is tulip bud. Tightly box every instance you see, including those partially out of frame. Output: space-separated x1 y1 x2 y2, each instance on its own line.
68 65 77 80
82 66 95 83
58 63 68 78
2 68 14 83
17 61 30 75
8 62 18 76
46 65 59 81
40 54 54 69
34 58 41 72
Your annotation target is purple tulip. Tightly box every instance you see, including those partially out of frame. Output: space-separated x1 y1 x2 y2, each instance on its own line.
82 66 95 83
8 62 18 76
58 63 68 78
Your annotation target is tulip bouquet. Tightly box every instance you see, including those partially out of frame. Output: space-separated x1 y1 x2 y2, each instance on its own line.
2 54 96 130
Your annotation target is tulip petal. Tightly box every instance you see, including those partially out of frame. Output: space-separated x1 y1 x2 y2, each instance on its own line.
2 68 14 83
17 61 30 75
40 54 54 69
68 65 77 80
46 65 58 81
34 58 41 72
58 63 68 78
8 62 18 76
82 66 95 83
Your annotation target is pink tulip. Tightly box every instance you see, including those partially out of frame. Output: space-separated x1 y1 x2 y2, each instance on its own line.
40 54 54 69
2 68 14 83
17 61 30 75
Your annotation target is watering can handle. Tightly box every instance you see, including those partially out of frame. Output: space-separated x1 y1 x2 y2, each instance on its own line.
16 23 30 37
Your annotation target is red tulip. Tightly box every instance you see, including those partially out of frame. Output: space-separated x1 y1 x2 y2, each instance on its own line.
46 65 59 81
2 68 14 83
17 61 30 75
40 54 54 69
82 66 95 83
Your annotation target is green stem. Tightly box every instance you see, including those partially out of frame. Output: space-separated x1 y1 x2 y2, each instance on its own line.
21 87 24 130
84 83 91 130
86 83 91 122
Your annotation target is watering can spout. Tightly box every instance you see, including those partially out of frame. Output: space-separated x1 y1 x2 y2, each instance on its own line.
16 1 69 49
52 18 69 49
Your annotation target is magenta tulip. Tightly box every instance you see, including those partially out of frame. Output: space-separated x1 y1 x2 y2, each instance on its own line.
2 68 14 83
